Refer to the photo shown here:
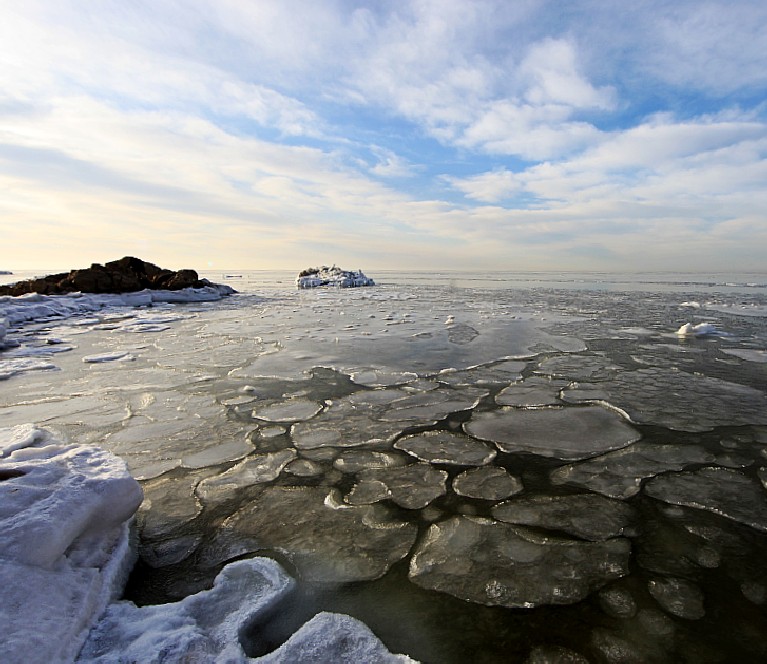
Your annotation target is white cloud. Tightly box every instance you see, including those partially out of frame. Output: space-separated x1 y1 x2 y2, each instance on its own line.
446 169 522 203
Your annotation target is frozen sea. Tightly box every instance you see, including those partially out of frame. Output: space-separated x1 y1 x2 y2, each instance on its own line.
2 269 767 662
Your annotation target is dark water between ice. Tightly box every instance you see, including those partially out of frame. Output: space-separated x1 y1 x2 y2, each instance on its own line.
3 271 766 662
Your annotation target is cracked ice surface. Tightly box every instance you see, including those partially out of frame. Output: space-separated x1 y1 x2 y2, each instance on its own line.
221 486 418 583
491 494 636 541
346 463 448 509
644 467 767 532
562 367 767 431
550 442 717 499
409 516 631 608
465 405 641 460
292 385 487 449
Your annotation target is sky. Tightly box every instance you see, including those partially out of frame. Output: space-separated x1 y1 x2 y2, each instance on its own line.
1 0 766 272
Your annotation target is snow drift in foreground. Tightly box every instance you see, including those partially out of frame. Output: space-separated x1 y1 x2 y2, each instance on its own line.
0 424 143 663
0 425 414 664
0 285 235 349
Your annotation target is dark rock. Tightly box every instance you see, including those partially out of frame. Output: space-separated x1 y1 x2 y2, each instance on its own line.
0 257 214 296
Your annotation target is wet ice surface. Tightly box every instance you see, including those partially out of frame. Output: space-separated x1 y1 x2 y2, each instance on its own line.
2 271 767 662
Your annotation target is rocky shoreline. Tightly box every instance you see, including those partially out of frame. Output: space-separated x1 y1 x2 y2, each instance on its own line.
0 257 227 296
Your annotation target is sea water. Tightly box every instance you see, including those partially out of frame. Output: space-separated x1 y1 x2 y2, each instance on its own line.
1 270 766 662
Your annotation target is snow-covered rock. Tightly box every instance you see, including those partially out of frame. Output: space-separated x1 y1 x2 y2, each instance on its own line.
296 265 375 288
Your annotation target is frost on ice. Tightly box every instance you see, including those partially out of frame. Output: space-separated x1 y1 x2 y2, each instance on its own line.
80 558 414 663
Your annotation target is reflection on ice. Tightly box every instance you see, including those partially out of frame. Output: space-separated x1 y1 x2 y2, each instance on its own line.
465 405 640 460
394 431 496 466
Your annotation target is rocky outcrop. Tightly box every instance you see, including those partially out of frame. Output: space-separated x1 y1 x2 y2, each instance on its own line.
0 257 218 296
296 265 375 288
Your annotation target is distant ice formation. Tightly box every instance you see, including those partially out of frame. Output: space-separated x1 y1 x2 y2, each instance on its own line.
675 322 724 337
296 265 375 288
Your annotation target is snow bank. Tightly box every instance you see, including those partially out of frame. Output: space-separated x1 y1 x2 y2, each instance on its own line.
1 424 143 664
80 561 414 663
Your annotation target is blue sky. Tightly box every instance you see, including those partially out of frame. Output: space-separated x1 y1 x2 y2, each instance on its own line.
1 0 766 271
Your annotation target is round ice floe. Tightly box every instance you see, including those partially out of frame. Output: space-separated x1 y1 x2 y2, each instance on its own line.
82 351 135 363
644 467 767 532
536 355 619 381
550 443 716 499
351 463 448 509
284 458 324 478
495 380 566 407
349 369 418 387
181 439 254 469
252 399 323 422
562 367 767 431
452 466 523 500
345 479 391 505
196 449 297 505
221 486 417 583
333 450 409 473
465 406 640 461
599 586 638 618
409 516 631 609
491 494 636 541
394 431 496 466
648 577 705 620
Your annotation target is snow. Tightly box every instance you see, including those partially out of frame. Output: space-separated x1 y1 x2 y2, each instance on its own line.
0 285 234 354
675 322 725 337
1 425 142 664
